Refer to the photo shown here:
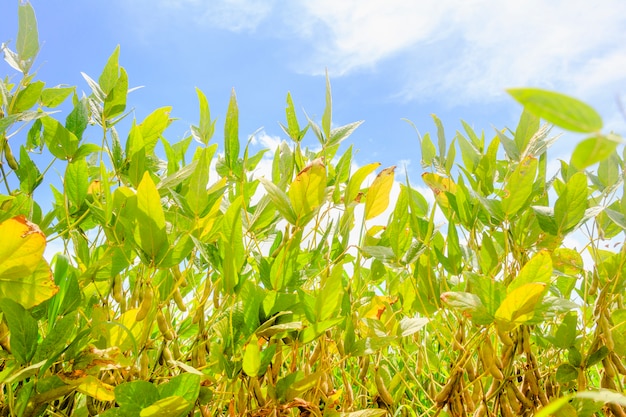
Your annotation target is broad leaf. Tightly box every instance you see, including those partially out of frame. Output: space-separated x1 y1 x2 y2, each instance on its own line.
365 166 395 221
508 88 602 133
0 216 58 309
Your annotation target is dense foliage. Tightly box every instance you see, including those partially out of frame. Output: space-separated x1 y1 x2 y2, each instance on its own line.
1 3 626 416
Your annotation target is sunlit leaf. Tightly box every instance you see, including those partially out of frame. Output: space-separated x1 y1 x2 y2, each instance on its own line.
135 172 168 262
422 172 457 212
345 162 380 204
11 80 44 113
16 2 39 73
288 157 326 224
140 396 190 417
0 216 58 309
555 172 587 234
75 375 115 402
508 250 552 293
508 88 602 133
140 107 172 153
495 283 547 329
570 135 620 170
365 166 395 221
441 291 494 325
243 336 261 377
501 156 537 217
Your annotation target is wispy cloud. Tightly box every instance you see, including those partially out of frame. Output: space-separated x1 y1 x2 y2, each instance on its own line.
126 0 626 105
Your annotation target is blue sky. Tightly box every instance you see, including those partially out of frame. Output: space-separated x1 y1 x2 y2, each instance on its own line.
3 0 626 180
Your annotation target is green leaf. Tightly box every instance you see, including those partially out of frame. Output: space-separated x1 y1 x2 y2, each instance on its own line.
140 107 172 153
185 146 216 216
11 80 44 113
243 336 261 377
259 178 297 226
16 146 42 194
33 313 77 366
556 363 578 383
440 291 493 325
104 67 128 119
586 345 609 368
570 135 620 170
40 86 73 108
397 316 429 337
553 312 578 349
65 159 89 210
364 166 395 221
192 88 215 144
514 109 540 153
555 172 588 234
281 91 304 142
501 156 537 217
115 380 160 411
329 121 363 147
42 116 79 160
16 2 39 73
0 298 39 365
322 71 332 140
99 45 121 95
509 250 553 293
431 114 446 159
135 172 168 262
420 132 437 166
65 97 89 139
221 197 244 292
157 373 201 406
315 265 343 321
224 88 239 171
568 347 582 367
508 88 603 133
139 396 190 417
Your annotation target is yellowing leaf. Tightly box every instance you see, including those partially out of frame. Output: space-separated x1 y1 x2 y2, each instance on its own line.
0 216 58 309
421 172 456 212
243 335 261 377
108 308 150 352
75 375 115 402
508 250 552 293
495 283 546 330
288 158 326 223
365 166 395 221
345 162 381 204
140 396 190 417
501 156 537 217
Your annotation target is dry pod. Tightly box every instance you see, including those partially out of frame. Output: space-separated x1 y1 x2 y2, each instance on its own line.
374 367 394 405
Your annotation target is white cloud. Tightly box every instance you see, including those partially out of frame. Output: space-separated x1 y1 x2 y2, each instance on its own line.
125 0 626 106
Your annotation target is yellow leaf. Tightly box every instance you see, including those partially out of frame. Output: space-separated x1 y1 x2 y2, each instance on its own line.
288 158 326 222
140 396 190 417
0 216 58 309
365 166 395 221
422 172 457 212
495 283 546 330
108 308 150 351
75 375 115 402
